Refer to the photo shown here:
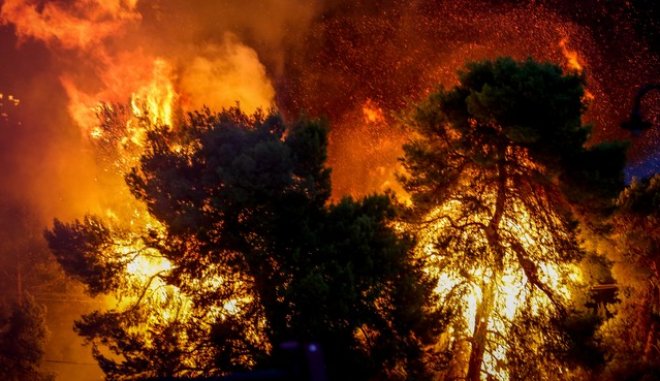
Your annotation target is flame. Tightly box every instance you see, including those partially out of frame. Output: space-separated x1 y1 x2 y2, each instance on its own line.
414 194 582 380
93 75 186 326
130 59 176 129
125 251 172 278
61 56 176 143
66 45 255 354
362 99 385 123
558 38 595 103
559 37 583 72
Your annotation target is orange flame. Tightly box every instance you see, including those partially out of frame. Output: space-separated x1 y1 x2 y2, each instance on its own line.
559 37 583 72
362 99 385 123
130 59 176 129
559 37 595 103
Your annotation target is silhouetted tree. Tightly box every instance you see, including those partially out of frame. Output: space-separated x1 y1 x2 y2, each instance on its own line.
0 203 69 302
400 58 625 381
598 174 660 380
0 296 54 381
46 109 444 381
0 203 67 381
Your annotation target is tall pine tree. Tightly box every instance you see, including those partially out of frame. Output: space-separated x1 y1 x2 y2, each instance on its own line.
400 58 626 380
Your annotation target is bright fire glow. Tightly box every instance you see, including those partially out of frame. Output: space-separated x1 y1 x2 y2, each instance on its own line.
414 192 582 380
362 99 385 123
129 59 176 131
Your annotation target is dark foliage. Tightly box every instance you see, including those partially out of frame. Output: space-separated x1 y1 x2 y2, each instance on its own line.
46 108 444 381
0 296 54 381
598 174 660 380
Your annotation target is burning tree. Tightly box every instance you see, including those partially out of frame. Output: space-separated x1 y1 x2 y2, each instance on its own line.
46 108 444 381
399 58 626 380
598 174 660 379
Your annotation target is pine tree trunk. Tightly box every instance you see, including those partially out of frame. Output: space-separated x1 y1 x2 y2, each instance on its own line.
643 275 659 362
466 143 508 381
466 277 498 381
643 320 657 362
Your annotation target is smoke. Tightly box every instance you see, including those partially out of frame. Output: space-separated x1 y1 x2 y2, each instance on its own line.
178 33 275 115
0 0 139 50
1 0 656 219
1 0 314 130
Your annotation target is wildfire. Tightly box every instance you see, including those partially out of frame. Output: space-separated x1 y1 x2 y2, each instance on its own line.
2 2 277 366
1 0 656 379
414 193 582 380
77 51 258 352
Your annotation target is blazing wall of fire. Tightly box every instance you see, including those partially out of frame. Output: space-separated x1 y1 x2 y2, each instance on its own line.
0 0 658 380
